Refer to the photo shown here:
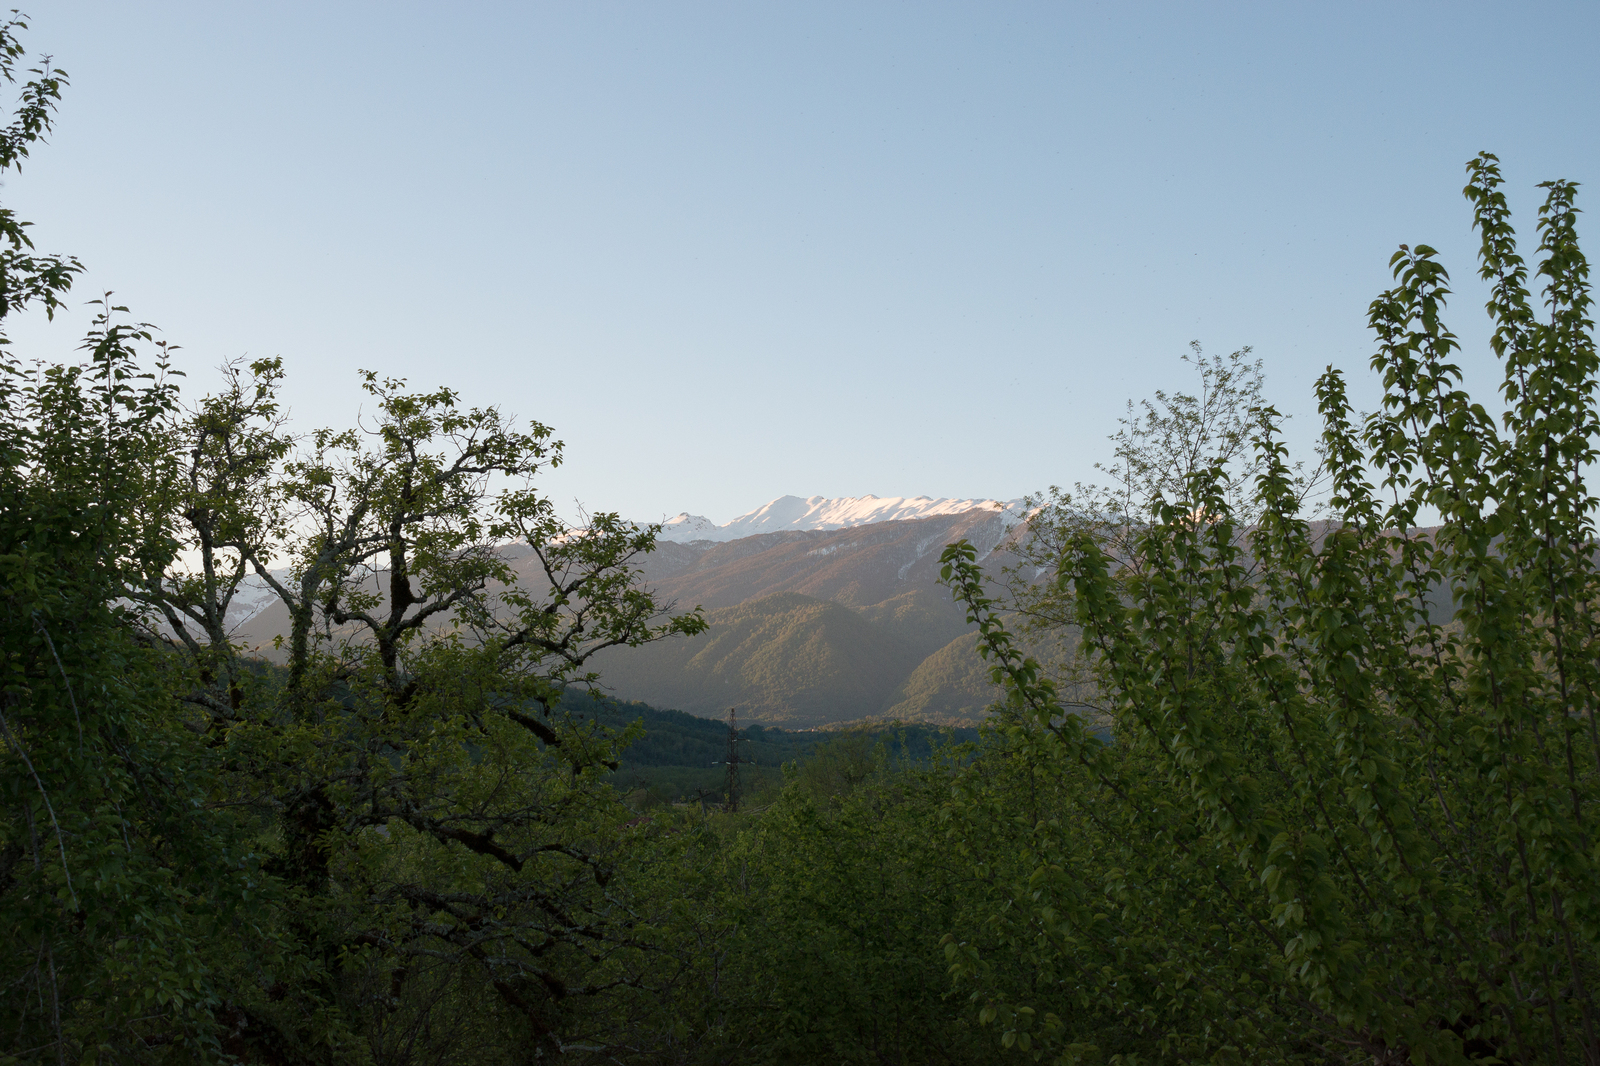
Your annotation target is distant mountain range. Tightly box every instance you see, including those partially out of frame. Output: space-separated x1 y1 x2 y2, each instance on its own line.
592 497 1033 727
657 494 1025 543
217 497 1452 731
222 495 1033 729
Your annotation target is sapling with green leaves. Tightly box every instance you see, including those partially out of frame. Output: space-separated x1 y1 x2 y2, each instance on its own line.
943 153 1600 1064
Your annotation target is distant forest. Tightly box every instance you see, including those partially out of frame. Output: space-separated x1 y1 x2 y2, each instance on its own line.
6 16 1600 1065
567 689 980 808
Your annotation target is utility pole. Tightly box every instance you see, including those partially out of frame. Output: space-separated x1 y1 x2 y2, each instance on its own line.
725 707 741 813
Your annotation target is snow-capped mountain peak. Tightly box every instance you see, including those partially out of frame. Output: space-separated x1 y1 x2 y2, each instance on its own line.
655 494 1022 543
660 513 722 541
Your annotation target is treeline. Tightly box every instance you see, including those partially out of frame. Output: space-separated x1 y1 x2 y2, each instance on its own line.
560 688 982 808
5 16 1600 1064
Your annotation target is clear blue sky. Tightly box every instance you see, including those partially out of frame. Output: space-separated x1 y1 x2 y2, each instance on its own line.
8 2 1598 523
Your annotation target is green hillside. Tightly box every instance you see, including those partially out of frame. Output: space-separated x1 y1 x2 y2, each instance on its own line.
881 631 1001 723
590 591 932 726
854 585 975 656
590 585 1018 727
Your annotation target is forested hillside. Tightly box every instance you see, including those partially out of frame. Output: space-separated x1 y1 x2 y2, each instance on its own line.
588 515 1021 723
6 19 1600 1066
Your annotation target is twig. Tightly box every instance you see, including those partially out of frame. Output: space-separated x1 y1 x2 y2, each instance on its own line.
0 703 78 909
33 614 83 750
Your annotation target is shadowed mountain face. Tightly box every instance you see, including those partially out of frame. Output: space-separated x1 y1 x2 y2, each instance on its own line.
589 508 1023 726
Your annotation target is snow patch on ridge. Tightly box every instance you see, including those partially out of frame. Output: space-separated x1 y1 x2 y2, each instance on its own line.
656 495 1025 544
226 573 281 629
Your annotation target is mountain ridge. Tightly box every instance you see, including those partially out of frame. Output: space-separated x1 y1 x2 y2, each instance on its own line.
658 493 1024 543
590 506 1031 726
220 502 1033 728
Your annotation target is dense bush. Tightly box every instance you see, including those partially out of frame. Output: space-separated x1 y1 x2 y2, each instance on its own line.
940 153 1600 1063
